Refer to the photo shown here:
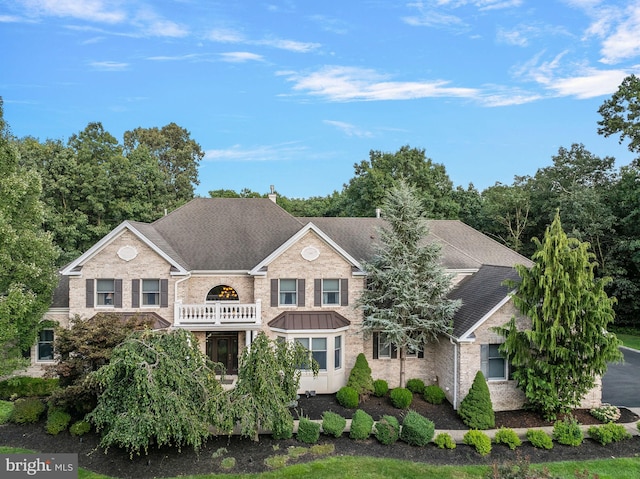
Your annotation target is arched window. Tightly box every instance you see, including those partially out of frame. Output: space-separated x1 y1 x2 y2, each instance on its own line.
206 285 239 301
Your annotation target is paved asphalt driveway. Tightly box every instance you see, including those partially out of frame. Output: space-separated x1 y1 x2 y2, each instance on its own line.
602 347 640 407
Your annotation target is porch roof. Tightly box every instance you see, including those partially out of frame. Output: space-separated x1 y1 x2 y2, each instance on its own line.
89 312 171 330
268 311 350 331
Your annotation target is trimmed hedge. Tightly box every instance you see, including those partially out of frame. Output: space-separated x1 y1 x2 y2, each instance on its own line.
424 385 446 405
349 409 374 440
588 423 631 445
10 398 45 424
463 430 491 456
69 420 91 437
297 418 321 444
0 377 59 399
434 432 456 449
0 400 13 425
46 409 72 435
458 371 494 429
526 429 553 449
336 386 359 408
374 415 400 445
406 378 425 394
400 410 435 447
373 379 388 398
552 416 583 446
494 427 522 450
321 411 346 438
390 388 413 409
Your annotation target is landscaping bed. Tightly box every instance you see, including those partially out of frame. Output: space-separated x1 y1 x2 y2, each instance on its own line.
1 394 639 478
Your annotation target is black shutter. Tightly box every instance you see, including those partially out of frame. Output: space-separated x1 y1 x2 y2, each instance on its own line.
86 279 94 308
297 279 305 307
314 279 322 307
391 343 397 359
114 279 123 308
132 279 140 307
160 279 169 307
373 332 379 359
340 278 348 306
418 346 424 359
270 279 278 307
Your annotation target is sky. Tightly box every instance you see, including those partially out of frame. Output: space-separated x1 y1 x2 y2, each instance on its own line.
1 1 640 199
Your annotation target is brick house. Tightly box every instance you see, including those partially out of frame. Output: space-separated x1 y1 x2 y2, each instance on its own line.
32 197 601 411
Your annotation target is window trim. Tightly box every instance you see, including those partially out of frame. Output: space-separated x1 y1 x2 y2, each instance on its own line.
322 279 340 306
96 279 115 307
142 279 161 306
37 329 55 362
481 343 512 381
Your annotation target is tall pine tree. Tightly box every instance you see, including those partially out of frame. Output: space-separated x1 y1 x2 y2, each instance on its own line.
495 211 622 420
358 181 460 387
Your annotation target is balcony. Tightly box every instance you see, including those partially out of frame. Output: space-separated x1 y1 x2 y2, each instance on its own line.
174 300 262 330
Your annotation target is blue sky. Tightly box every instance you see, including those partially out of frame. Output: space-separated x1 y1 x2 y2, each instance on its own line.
1 1 639 199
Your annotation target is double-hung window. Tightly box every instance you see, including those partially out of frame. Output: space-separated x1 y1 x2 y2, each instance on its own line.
279 279 297 305
482 344 511 380
334 336 342 370
322 279 340 305
295 337 328 371
142 279 160 306
37 329 54 361
96 279 115 306
377 333 391 359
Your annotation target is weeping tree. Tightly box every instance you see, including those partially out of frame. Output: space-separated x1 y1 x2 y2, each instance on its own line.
495 212 623 420
87 329 229 456
228 332 318 441
359 181 461 388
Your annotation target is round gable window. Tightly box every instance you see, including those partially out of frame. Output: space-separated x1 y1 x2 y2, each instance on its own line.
301 246 320 261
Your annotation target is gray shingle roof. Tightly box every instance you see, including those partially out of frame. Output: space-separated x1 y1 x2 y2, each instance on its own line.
448 265 522 339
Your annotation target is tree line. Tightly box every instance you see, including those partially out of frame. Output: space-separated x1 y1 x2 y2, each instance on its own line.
1 75 639 373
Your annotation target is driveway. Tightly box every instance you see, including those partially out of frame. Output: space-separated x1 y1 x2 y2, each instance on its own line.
602 347 640 407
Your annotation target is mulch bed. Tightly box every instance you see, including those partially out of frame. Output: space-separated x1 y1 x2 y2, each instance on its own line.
1 394 639 478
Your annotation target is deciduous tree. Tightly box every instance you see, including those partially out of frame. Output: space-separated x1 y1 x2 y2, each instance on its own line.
358 181 460 388
598 74 640 153
495 212 623 420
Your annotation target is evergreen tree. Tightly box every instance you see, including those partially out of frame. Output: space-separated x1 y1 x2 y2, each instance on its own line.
495 212 623 420
358 181 461 387
458 371 495 429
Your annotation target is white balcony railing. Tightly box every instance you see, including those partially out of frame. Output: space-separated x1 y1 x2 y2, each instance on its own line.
174 300 261 328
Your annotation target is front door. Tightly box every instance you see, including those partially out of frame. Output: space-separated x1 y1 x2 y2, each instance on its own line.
206 332 239 375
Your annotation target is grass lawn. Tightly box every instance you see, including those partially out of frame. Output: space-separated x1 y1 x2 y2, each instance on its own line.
3 447 640 479
615 332 640 351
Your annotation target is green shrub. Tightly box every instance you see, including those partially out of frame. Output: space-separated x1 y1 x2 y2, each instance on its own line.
46 409 71 435
458 371 495 429
336 386 359 408
10 398 45 424
374 415 400 445
0 400 14 424
373 379 388 397
463 430 492 456
552 415 583 446
321 411 346 438
69 420 91 437
526 429 554 449
346 353 374 401
588 423 631 445
589 403 621 423
0 377 59 399
389 388 413 409
400 410 435 446
424 384 446 405
297 418 320 444
406 378 425 394
494 427 522 450
272 414 294 440
349 409 374 440
434 432 456 449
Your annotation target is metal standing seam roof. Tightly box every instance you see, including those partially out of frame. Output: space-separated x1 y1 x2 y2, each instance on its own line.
268 310 351 331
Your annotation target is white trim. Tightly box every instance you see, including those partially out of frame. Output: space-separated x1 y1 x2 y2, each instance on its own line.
457 291 515 341
190 271 251 276
249 222 364 276
269 326 350 335
60 221 188 276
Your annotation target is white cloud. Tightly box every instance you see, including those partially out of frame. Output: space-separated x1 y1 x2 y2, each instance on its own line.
0 14 23 22
146 53 202 62
281 65 478 102
497 26 531 47
403 0 522 27
599 3 640 64
207 28 247 43
220 52 264 63
323 120 373 138
204 143 308 162
19 0 126 23
89 60 128 71
548 68 631 98
256 37 320 53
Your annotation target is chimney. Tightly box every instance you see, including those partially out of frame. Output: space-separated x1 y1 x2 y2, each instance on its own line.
268 184 277 203
375 208 381 218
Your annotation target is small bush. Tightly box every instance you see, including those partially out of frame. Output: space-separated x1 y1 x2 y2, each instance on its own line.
220 457 236 470
424 384 446 405
526 429 553 450
487 453 556 479
321 411 346 438
494 427 522 450
10 398 45 424
406 378 425 394
69 420 91 437
373 379 388 397
346 353 374 401
463 430 492 456
434 432 456 449
336 386 359 408
349 409 374 440
46 409 71 435
390 388 413 409
553 415 583 446
272 414 294 440
297 418 321 444
589 403 621 423
400 410 435 446
374 415 400 445
0 377 59 400
458 371 494 429
588 423 631 445
0 400 14 424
